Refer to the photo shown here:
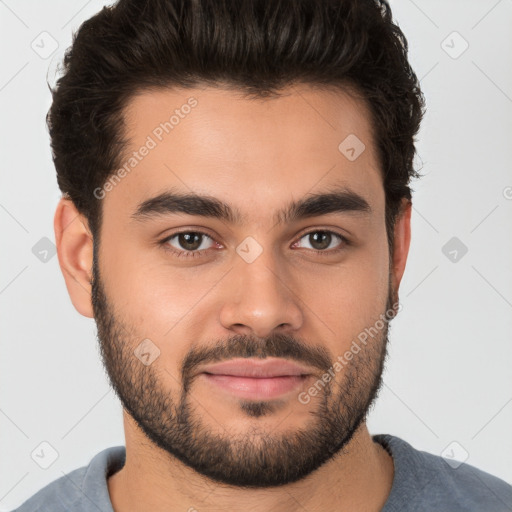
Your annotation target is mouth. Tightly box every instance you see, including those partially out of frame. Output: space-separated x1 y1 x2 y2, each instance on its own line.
199 358 313 400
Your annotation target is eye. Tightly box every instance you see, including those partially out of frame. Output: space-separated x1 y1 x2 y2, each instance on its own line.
160 231 217 259
159 228 349 260
293 230 348 254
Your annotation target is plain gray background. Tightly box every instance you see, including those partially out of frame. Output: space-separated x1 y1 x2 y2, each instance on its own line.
1 0 511 509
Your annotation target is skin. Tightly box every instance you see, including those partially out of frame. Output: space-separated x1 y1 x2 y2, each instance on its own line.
54 84 411 512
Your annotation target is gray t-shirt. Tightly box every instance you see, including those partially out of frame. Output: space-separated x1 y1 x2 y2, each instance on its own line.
12 434 512 511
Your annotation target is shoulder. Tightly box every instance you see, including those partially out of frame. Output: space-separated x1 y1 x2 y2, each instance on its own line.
375 434 512 512
12 446 125 512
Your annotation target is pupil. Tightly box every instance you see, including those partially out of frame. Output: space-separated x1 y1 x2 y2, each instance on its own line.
180 232 201 250
310 231 330 250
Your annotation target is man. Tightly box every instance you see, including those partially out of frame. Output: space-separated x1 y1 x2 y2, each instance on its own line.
14 0 512 510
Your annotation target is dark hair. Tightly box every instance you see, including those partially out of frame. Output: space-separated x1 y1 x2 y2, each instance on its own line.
48 0 425 251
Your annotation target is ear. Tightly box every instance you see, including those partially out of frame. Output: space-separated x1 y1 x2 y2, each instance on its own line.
390 198 412 297
54 198 95 318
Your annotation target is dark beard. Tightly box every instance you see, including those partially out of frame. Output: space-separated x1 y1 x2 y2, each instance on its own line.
91 254 393 488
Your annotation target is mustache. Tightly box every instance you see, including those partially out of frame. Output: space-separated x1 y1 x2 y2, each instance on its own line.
181 332 333 386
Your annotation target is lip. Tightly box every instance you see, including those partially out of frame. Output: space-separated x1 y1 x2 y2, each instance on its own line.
199 358 313 400
200 357 313 378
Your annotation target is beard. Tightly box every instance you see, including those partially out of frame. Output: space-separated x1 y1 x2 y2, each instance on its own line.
91 254 396 489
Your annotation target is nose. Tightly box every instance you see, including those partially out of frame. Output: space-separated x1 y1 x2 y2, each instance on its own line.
219 247 304 339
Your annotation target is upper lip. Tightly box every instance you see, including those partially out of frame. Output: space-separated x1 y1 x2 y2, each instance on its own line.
200 358 313 378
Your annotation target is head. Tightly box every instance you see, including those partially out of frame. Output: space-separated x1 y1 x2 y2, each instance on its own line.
52 0 424 488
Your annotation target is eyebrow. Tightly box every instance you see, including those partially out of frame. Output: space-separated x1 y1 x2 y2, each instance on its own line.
130 185 371 226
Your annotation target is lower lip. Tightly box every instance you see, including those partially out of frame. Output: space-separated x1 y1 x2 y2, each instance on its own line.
202 373 308 400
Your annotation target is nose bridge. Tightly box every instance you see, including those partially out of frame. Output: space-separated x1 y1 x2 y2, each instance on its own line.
219 238 303 337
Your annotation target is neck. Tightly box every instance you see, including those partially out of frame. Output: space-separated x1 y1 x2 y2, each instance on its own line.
107 412 394 512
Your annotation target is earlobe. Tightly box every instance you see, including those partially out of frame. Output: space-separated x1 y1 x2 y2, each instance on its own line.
54 198 95 318
391 199 412 297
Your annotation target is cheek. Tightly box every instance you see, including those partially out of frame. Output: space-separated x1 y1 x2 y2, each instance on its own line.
301 238 390 345
100 236 221 356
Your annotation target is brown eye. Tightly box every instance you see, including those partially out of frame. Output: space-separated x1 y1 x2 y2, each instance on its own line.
308 231 332 250
163 232 215 253
295 230 346 252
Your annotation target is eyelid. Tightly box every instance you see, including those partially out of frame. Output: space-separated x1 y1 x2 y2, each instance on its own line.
291 228 349 256
160 229 220 254
295 226 349 242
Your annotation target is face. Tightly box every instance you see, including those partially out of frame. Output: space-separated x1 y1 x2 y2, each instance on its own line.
88 84 402 488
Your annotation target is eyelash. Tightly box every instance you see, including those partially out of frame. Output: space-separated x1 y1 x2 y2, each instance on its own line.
159 229 350 260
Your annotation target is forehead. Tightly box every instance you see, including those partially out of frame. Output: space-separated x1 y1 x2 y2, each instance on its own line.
103 84 383 224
